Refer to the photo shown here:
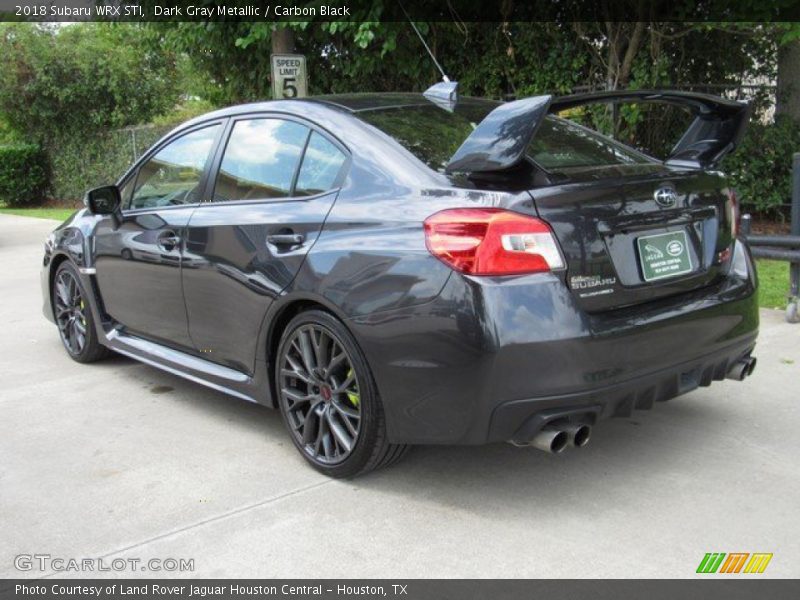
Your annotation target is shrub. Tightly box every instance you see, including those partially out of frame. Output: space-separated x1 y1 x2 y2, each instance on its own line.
45 125 174 201
0 143 48 207
722 116 800 220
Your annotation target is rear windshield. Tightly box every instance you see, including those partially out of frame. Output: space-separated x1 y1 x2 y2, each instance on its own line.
529 116 649 170
358 100 651 174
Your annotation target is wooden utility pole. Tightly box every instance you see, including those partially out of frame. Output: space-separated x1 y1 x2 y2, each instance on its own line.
777 39 800 123
272 26 295 55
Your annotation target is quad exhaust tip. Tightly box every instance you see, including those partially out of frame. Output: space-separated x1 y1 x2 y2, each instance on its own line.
563 423 592 448
726 356 757 381
519 423 593 453
530 428 569 454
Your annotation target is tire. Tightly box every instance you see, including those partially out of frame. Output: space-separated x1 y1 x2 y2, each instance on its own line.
275 309 409 478
52 261 110 364
786 301 800 324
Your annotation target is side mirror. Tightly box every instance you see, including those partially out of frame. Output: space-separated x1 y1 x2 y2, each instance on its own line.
84 185 122 228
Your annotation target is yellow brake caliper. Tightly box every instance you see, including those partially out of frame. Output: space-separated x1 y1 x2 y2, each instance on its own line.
345 368 360 407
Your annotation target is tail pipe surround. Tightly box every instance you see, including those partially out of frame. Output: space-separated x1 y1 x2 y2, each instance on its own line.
726 356 757 381
514 423 593 454
562 422 592 448
529 427 570 453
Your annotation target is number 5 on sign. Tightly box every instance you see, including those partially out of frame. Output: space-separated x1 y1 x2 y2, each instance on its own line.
271 54 308 99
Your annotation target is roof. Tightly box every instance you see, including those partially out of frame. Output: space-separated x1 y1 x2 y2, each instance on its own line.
310 93 503 114
309 93 435 113
178 94 501 130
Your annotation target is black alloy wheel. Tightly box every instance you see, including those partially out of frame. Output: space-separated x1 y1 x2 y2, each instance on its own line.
53 262 109 363
276 310 408 478
54 268 88 356
280 322 362 464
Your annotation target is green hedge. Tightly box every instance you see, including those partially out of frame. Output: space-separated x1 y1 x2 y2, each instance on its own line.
46 125 173 201
0 143 48 207
723 116 800 219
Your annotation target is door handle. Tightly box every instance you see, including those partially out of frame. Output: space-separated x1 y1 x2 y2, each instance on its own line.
157 232 182 250
267 233 305 247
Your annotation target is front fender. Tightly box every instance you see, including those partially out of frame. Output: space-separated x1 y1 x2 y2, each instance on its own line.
40 209 105 326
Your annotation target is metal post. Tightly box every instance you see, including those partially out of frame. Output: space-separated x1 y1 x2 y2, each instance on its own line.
787 153 800 322
792 154 800 294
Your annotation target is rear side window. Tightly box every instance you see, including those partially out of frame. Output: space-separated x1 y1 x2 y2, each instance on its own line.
214 118 309 202
528 116 649 170
295 132 347 196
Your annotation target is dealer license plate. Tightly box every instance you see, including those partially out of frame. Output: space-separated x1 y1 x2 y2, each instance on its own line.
636 230 694 282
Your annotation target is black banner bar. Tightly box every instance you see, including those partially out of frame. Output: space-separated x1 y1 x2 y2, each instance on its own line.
1 0 799 23
2 580 800 600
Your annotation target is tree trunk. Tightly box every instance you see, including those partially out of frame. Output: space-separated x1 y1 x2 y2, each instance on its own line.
271 27 295 55
777 39 800 123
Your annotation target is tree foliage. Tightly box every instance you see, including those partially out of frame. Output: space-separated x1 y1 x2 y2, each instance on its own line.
722 116 800 219
0 23 180 142
0 13 795 211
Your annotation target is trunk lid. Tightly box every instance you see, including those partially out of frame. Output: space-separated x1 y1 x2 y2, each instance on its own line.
515 165 736 312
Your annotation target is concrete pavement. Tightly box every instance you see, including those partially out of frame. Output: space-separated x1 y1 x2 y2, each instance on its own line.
1 213 798 578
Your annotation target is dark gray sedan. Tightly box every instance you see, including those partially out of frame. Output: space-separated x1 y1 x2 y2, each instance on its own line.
41 87 758 477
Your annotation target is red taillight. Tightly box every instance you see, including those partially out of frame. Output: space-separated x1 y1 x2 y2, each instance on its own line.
726 189 739 238
423 208 565 276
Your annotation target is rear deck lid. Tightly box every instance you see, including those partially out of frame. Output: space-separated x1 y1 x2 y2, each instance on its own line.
521 166 736 312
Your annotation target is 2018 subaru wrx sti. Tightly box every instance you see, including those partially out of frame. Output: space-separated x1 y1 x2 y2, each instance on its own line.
42 86 758 477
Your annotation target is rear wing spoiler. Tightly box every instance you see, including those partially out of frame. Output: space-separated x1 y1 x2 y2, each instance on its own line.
445 90 751 173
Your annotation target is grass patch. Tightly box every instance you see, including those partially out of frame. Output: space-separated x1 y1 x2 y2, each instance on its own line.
756 259 790 310
0 206 77 221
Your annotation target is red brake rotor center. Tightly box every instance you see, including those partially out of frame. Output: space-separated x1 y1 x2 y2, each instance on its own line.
320 385 332 401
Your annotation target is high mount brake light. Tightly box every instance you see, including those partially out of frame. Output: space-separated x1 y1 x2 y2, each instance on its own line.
423 208 565 276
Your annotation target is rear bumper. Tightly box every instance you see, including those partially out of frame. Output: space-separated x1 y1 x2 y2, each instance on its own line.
349 240 759 445
490 336 755 445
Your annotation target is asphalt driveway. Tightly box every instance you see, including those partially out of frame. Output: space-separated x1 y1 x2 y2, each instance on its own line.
1 214 798 578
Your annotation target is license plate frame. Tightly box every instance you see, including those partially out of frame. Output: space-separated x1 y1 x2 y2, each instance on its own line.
636 230 694 282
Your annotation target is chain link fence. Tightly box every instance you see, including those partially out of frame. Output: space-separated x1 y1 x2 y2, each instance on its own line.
47 122 174 202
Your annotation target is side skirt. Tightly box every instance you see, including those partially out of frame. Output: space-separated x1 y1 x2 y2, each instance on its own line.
104 329 269 406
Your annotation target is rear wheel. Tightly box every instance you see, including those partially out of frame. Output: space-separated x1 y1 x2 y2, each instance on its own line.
275 309 408 478
53 262 109 363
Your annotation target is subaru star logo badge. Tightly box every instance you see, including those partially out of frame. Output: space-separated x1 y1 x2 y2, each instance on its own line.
654 186 678 207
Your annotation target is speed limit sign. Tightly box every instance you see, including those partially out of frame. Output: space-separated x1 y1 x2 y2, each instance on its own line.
271 54 308 99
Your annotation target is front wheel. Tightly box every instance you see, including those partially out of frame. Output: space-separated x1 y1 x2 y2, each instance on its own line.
53 261 109 363
275 309 408 478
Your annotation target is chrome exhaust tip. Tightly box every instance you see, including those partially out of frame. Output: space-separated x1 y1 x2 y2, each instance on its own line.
746 356 757 377
726 356 756 381
529 427 569 454
563 423 592 448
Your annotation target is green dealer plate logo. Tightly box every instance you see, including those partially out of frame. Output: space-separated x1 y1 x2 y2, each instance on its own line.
636 230 694 282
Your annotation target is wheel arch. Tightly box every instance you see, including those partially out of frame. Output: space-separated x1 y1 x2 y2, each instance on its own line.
47 252 73 307
263 293 353 408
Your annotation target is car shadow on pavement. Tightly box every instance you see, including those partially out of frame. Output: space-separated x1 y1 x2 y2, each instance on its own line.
100 352 722 510
353 398 722 512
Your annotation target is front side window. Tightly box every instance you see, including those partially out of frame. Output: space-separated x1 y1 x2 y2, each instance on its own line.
295 132 347 196
213 118 309 202
128 125 220 210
